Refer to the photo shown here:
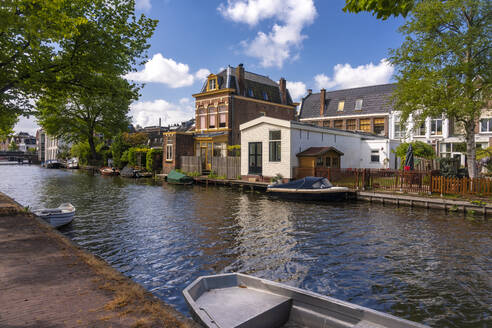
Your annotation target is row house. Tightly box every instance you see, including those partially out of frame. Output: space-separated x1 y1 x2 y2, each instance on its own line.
300 83 491 165
163 64 297 173
299 84 395 137
0 132 37 152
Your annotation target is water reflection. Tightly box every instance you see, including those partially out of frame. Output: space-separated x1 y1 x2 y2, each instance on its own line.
0 166 490 327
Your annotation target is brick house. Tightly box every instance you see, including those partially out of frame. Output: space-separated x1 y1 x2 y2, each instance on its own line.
299 84 396 137
163 64 297 173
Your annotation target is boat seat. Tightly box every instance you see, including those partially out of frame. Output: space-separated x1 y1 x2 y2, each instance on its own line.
195 286 292 328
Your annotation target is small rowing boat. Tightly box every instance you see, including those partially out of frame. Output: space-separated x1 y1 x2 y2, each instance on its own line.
183 273 429 328
33 203 76 228
100 167 120 176
267 176 350 201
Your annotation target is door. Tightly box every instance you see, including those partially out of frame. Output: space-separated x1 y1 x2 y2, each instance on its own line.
248 142 262 175
200 142 213 170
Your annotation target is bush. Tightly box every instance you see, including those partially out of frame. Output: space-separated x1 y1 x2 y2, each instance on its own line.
146 148 162 172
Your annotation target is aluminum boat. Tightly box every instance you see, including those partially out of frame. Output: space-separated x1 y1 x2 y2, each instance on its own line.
183 273 428 328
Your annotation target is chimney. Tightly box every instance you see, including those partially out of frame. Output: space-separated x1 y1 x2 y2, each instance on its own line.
159 118 161 127
279 77 287 104
320 89 326 117
236 63 245 95
307 89 312 95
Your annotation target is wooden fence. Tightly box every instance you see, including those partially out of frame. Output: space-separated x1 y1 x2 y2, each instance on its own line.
294 167 492 196
211 156 241 179
181 156 202 175
431 176 492 196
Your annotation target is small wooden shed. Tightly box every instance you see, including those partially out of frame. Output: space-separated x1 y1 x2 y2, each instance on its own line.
296 147 344 169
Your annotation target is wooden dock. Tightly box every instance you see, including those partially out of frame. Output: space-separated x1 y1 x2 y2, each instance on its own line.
0 192 196 328
358 191 491 217
193 177 270 190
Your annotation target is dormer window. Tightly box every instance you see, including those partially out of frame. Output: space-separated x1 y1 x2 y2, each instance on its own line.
355 99 363 110
248 88 254 97
337 100 345 111
207 75 218 91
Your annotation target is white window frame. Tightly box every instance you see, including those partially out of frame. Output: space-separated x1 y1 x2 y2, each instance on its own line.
355 99 363 111
431 118 443 136
166 143 173 161
269 130 281 162
337 100 345 111
480 118 492 133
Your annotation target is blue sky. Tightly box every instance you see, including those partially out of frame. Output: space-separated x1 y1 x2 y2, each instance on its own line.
16 0 405 135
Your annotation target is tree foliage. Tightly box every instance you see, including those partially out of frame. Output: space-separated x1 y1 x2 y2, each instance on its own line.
394 141 435 160
123 132 149 147
389 0 491 178
8 139 18 151
343 0 415 19
0 0 157 136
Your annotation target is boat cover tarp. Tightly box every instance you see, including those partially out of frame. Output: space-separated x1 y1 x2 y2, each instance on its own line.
271 176 333 189
167 170 193 184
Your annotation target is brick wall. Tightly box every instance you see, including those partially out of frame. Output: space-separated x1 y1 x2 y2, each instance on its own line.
231 97 295 145
162 134 194 174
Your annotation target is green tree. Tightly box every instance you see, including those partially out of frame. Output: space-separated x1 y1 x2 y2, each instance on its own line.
8 139 18 151
123 132 149 147
110 133 130 169
37 77 134 163
343 0 415 19
394 141 435 165
389 0 491 178
0 0 157 136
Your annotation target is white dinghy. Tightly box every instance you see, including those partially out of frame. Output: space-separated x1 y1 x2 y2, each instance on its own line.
183 273 429 328
34 203 76 228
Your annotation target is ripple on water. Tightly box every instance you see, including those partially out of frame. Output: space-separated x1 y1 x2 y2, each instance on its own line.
0 166 491 328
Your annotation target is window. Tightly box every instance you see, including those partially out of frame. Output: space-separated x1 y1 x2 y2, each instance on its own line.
337 101 345 111
269 130 281 162
480 118 492 132
334 120 343 129
355 99 363 110
218 106 227 128
316 157 323 166
166 139 173 161
394 120 402 138
360 119 371 132
374 118 385 135
371 150 380 163
346 119 356 130
248 88 254 97
415 122 426 136
325 157 332 167
323 120 331 127
431 118 442 135
208 107 216 128
208 78 217 91
213 143 226 157
200 116 206 130
263 91 269 101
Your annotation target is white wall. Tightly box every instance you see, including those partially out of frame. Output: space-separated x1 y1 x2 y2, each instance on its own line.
241 122 292 178
241 118 400 179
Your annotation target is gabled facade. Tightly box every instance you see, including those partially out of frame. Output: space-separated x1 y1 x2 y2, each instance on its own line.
190 64 297 170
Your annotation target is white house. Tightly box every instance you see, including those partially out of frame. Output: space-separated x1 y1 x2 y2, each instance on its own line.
240 117 400 179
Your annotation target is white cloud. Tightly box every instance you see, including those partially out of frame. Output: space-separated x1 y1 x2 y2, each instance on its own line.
125 53 209 88
219 0 317 68
195 68 211 81
286 81 307 101
14 116 39 136
315 59 394 90
135 0 151 11
130 98 194 128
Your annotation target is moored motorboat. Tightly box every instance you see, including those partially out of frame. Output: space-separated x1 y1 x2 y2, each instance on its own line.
99 166 119 176
33 203 76 228
267 176 350 201
183 273 429 328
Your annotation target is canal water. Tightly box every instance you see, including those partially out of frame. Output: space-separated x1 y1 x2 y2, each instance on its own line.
0 165 490 327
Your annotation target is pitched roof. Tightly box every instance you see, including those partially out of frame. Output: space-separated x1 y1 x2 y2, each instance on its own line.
199 66 294 105
296 147 344 157
299 83 396 119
